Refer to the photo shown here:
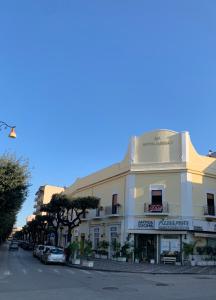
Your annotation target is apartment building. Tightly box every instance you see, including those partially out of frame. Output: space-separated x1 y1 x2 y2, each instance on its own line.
33 185 65 215
64 129 216 263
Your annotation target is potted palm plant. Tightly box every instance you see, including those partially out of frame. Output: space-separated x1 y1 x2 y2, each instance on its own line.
82 240 94 267
69 240 80 265
111 239 121 260
183 242 196 266
98 240 109 259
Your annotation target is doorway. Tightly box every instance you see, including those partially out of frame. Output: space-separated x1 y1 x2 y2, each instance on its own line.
135 234 156 262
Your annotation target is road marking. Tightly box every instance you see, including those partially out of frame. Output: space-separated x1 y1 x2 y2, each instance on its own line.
66 269 75 275
96 271 105 275
53 269 60 274
37 269 43 273
197 267 209 273
22 269 27 275
0 280 8 284
3 271 11 276
80 270 91 275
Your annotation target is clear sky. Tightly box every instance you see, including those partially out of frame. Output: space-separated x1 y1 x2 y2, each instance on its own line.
0 1 215 227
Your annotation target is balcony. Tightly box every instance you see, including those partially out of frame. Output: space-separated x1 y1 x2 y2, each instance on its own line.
80 210 89 221
104 205 121 217
203 206 216 220
92 207 104 219
144 203 169 216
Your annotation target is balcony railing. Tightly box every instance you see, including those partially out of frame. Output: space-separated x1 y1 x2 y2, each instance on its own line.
204 205 216 216
82 208 105 219
144 203 169 214
104 205 121 216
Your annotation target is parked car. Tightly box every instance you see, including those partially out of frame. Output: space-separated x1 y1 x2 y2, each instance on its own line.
33 245 46 258
9 242 19 251
20 241 34 250
38 245 56 261
41 248 66 265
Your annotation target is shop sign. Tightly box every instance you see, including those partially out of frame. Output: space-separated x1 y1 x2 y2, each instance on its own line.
158 219 190 230
137 220 155 229
193 226 203 231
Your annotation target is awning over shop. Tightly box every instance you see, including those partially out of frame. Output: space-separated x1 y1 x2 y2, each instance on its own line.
194 232 216 239
128 230 187 235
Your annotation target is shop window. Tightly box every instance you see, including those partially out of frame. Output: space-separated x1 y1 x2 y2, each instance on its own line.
93 228 100 249
207 193 215 215
110 226 118 240
112 194 118 214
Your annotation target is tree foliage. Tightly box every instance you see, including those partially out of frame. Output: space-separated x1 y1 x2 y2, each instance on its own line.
39 194 100 246
0 155 30 242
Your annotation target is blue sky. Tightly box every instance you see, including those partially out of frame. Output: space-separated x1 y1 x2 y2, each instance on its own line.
0 1 215 227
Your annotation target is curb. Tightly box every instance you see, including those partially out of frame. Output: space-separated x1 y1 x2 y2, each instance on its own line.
66 263 216 275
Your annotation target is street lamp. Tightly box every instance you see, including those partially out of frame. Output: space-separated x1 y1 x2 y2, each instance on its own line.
0 121 16 138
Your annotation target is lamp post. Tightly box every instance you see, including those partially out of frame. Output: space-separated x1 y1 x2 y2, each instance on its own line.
0 121 16 138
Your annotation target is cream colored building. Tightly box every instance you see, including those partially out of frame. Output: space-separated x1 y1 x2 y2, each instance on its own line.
33 185 65 215
26 215 35 223
65 130 216 264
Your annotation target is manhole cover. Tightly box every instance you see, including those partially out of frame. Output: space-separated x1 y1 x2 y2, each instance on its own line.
155 283 169 286
102 287 119 290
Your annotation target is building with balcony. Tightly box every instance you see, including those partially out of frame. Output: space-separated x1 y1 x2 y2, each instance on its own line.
26 215 35 223
33 185 65 215
64 129 216 264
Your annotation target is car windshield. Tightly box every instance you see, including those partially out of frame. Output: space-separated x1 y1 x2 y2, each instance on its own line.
50 249 64 254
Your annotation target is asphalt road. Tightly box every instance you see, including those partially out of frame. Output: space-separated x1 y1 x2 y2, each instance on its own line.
0 243 216 300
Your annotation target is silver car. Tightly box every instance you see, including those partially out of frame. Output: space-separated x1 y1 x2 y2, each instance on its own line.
41 248 66 265
39 246 56 260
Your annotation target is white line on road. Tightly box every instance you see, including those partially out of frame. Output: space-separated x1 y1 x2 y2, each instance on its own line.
53 269 60 274
3 271 11 276
22 269 27 275
66 269 75 275
0 280 8 284
80 270 91 275
96 271 105 275
197 267 209 273
37 269 43 273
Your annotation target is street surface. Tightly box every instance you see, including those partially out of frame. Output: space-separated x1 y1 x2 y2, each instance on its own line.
0 243 216 300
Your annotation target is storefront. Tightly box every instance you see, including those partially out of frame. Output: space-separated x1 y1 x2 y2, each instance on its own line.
130 218 191 264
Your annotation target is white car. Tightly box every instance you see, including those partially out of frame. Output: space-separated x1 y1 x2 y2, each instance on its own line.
41 248 66 265
39 245 56 260
33 245 45 258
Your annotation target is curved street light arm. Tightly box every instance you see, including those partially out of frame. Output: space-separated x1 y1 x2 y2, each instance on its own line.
0 121 16 130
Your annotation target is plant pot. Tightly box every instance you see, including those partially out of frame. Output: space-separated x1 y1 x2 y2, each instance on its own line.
111 257 117 261
191 260 196 266
82 260 94 268
117 257 127 262
72 258 80 265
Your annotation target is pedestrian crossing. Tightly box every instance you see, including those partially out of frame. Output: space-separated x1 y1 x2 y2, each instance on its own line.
0 267 107 279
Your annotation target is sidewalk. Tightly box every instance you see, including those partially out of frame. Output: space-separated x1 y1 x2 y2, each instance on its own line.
68 258 216 275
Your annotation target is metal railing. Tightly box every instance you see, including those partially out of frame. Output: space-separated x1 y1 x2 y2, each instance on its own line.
203 205 216 216
104 205 121 216
144 203 169 213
